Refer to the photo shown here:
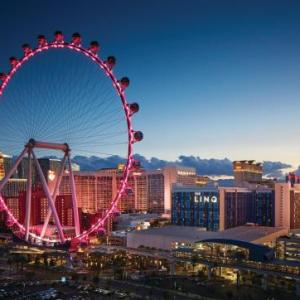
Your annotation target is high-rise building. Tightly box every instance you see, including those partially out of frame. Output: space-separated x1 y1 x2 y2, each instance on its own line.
233 160 263 184
55 195 75 227
172 185 274 231
195 175 211 187
286 172 300 187
36 158 62 192
147 171 165 213
3 196 26 223
16 157 35 182
16 157 61 190
219 187 274 230
0 152 12 180
60 168 149 213
1 178 27 197
0 179 27 227
275 182 300 229
58 165 197 219
132 171 148 211
162 166 196 214
172 185 219 231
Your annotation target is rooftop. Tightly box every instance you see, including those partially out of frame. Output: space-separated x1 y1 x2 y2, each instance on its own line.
129 225 287 244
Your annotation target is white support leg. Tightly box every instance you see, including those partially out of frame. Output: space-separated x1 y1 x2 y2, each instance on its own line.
25 149 32 241
0 147 28 192
40 154 67 238
67 154 80 236
32 151 65 243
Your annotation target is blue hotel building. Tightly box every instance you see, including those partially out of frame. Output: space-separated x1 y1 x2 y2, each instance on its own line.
172 186 220 231
172 185 274 231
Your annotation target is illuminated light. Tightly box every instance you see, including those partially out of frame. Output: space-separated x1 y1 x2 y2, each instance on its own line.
132 172 142 176
194 193 218 203
48 170 56 181
118 163 125 172
0 38 138 244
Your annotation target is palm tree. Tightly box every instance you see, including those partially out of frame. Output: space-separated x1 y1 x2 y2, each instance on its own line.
89 252 104 274
7 256 13 275
18 255 28 271
191 253 198 272
42 253 49 268
113 254 127 280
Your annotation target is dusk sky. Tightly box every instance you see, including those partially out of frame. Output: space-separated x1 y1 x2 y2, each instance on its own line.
1 1 300 167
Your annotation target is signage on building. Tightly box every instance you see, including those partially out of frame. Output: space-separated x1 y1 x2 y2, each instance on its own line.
194 192 218 203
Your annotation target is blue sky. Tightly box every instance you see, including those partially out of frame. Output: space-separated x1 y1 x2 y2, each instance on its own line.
1 1 300 167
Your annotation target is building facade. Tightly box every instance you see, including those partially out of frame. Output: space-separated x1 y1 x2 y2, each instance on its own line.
233 160 262 184
172 186 219 231
0 152 12 181
286 172 300 187
172 185 275 231
147 171 165 213
220 187 274 230
276 234 300 262
60 168 149 213
162 166 196 214
275 183 300 230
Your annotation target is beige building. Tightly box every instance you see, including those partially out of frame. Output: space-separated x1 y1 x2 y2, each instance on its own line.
233 160 262 184
60 168 148 213
275 182 300 229
0 152 12 181
163 166 196 214
1 178 27 197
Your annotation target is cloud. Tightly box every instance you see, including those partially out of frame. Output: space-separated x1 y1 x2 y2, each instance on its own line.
263 161 291 174
70 154 293 179
72 155 126 171
262 161 293 179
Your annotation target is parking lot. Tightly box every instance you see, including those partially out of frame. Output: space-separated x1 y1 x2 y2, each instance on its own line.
0 280 136 300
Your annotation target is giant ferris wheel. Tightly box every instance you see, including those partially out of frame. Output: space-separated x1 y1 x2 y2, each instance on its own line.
0 31 143 245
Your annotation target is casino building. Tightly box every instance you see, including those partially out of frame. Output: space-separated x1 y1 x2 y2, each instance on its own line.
172 185 275 231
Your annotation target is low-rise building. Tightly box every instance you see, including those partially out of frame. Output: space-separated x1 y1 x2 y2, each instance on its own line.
276 233 300 261
127 225 287 251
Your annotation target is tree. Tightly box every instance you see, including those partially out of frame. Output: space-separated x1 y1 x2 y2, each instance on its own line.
43 253 49 267
34 256 40 266
71 272 79 281
49 258 55 267
25 271 35 281
18 255 28 271
7 256 13 273
113 255 127 280
93 275 99 284
191 254 198 272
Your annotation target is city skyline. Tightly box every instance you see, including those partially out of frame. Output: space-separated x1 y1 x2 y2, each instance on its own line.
0 2 300 298
1 1 300 166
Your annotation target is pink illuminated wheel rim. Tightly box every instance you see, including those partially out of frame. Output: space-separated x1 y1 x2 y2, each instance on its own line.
0 32 143 245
